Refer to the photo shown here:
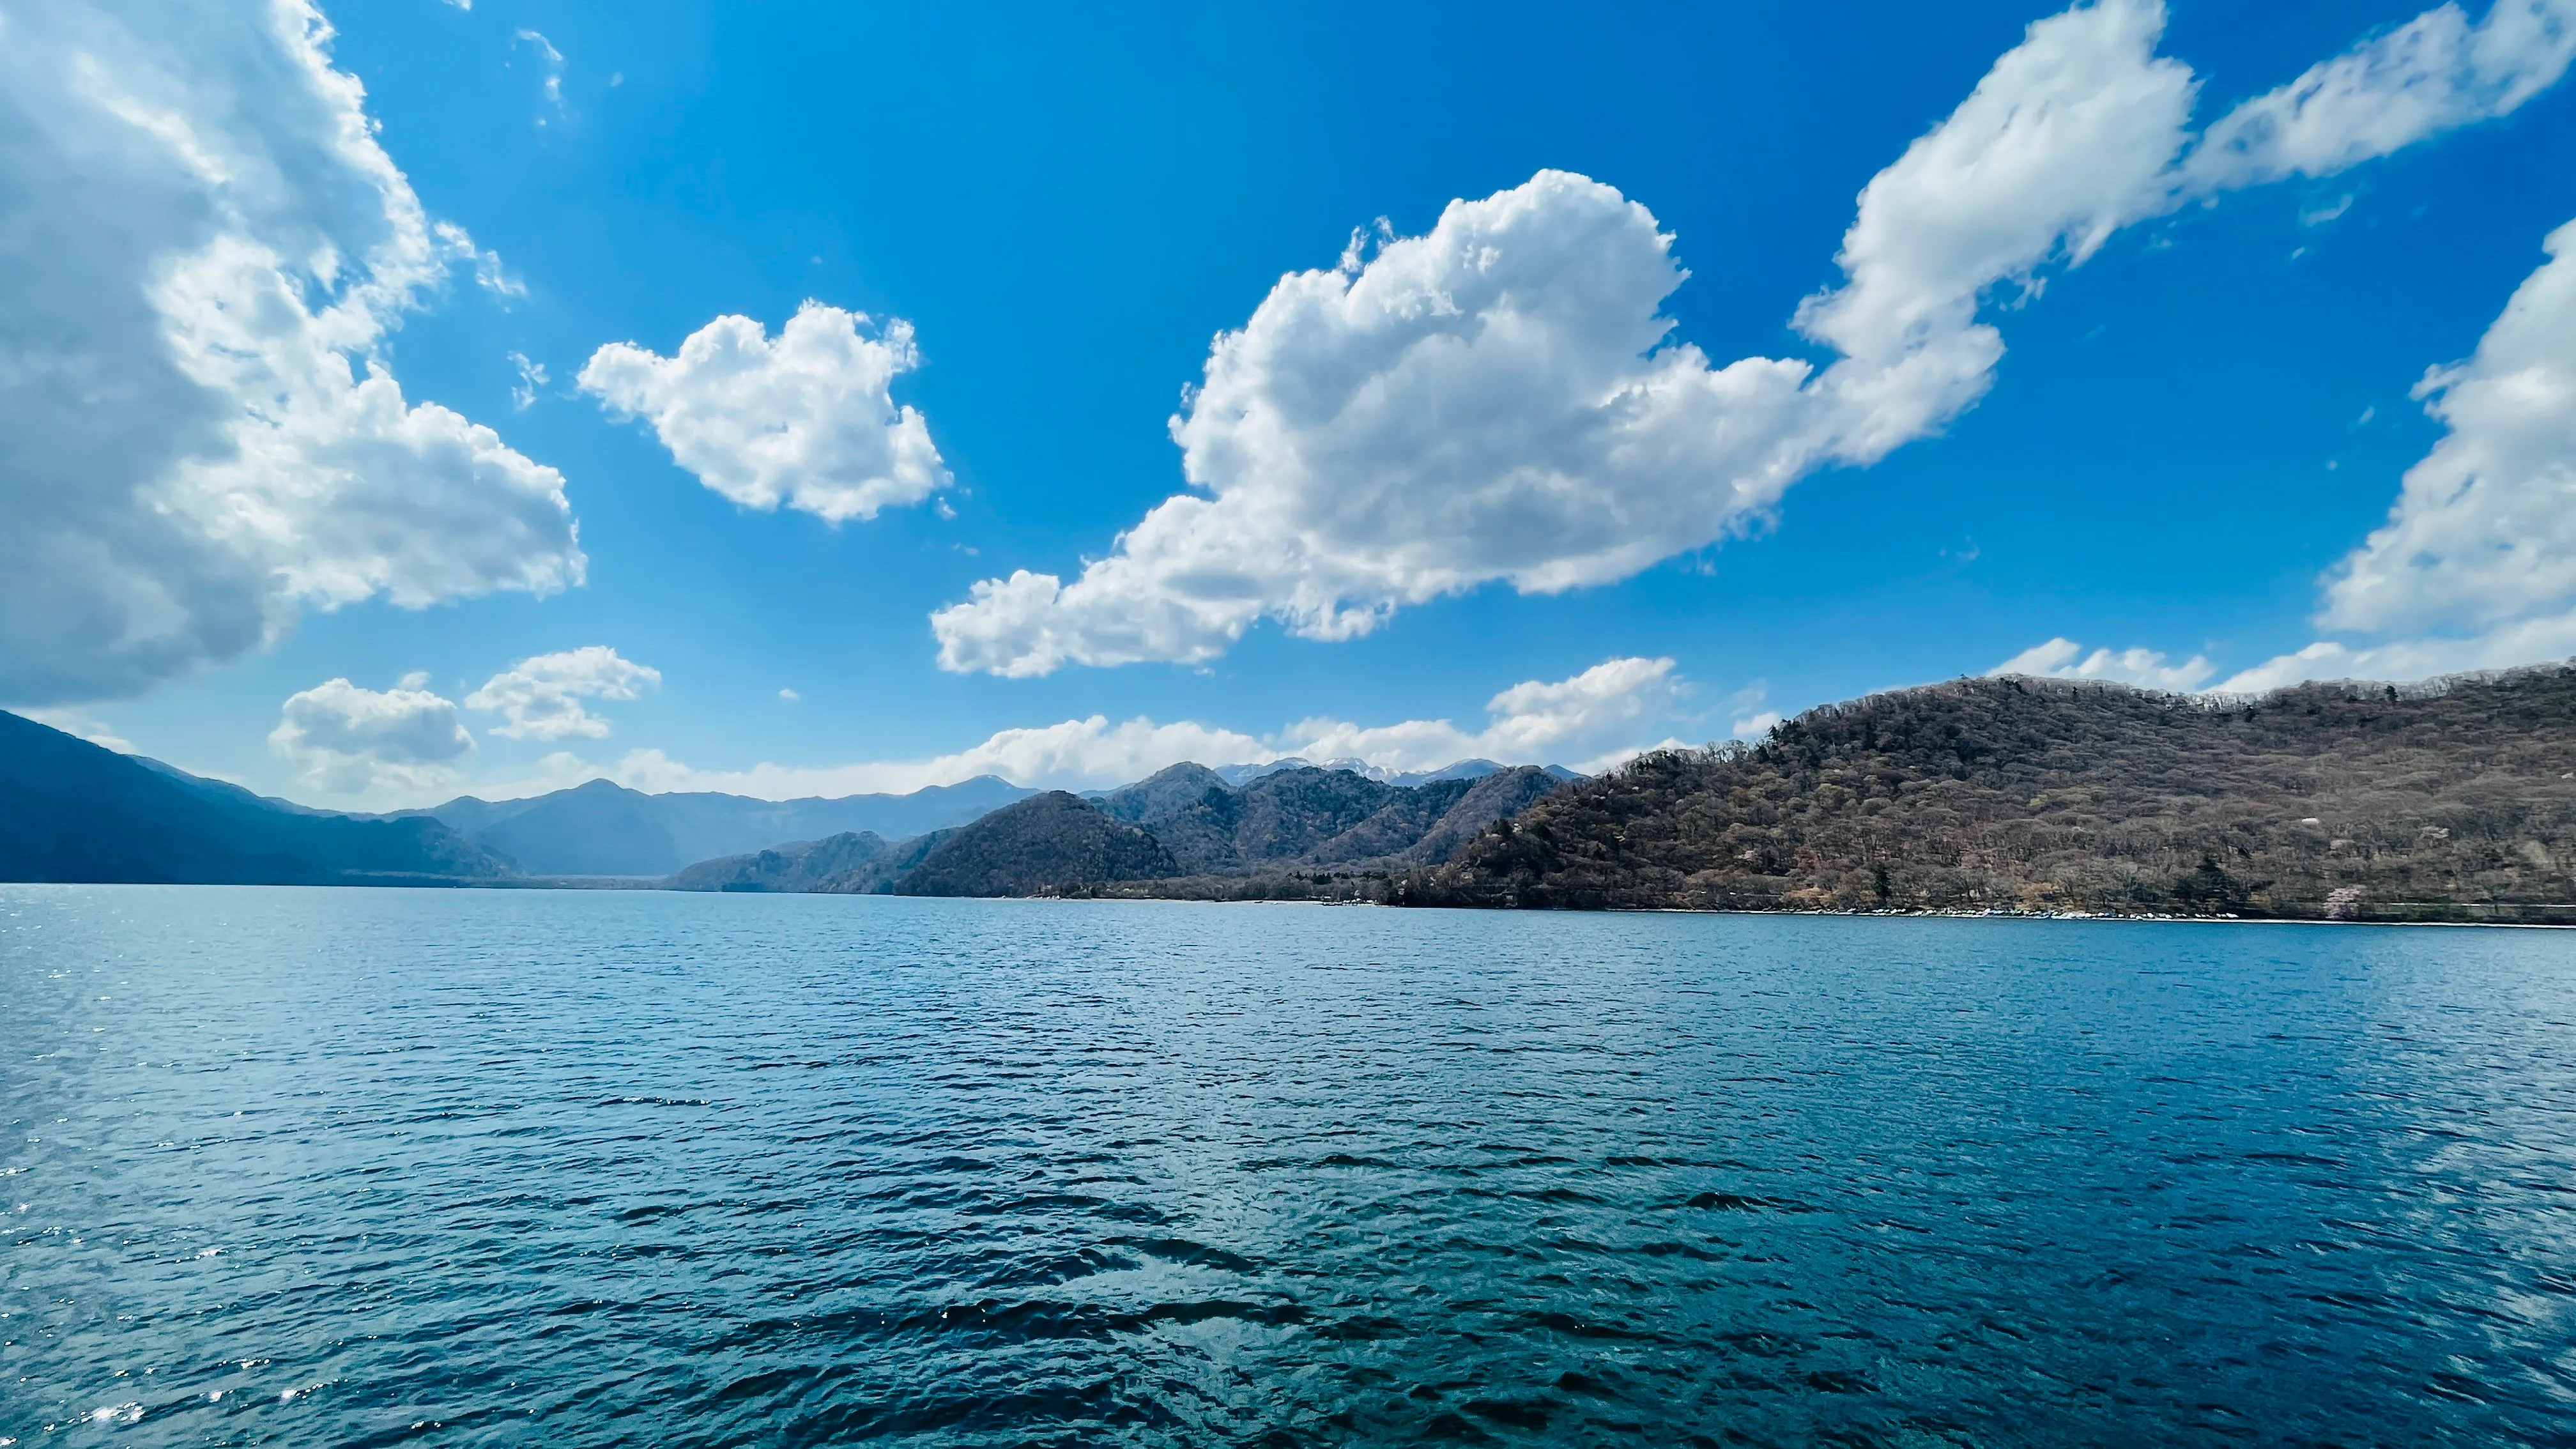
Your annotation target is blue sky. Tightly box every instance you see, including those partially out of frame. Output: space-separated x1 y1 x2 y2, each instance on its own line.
8 0 2575 805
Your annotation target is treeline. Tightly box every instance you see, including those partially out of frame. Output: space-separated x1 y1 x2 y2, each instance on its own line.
1393 668 2576 923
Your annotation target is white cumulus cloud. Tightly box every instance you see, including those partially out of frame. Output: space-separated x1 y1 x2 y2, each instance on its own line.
520 656 1686 800
2319 218 2576 636
2216 622 2576 694
579 302 949 523
270 675 475 795
2221 211 2576 693
465 646 661 740
0 0 585 709
931 0 2575 678
1281 657 1688 776
1793 0 2196 464
931 172 1823 676
1991 638 2217 692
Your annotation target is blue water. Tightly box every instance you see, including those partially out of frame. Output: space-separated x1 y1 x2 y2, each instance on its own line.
3 888 2572 1446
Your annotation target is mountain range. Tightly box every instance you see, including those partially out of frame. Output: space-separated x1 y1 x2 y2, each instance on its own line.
15 664 2569 919
660 763 1568 896
402 775 1037 877
398 758 1577 877
0 707 1567 887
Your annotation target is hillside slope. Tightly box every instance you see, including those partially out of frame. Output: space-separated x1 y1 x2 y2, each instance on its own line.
1401 767 1567 865
1403 669 2576 921
894 793 1176 896
1142 765 1564 874
664 831 892 891
0 711 510 884
659 764 1566 898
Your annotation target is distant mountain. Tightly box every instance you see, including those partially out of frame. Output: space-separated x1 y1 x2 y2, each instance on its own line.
1386 758 1503 787
1401 669 2576 921
1212 759 1307 786
0 710 510 885
470 779 681 876
893 793 1176 896
1210 756 1384 785
665 831 893 892
654 777 1035 854
414 775 1035 877
662 762 1566 898
1091 763 1229 821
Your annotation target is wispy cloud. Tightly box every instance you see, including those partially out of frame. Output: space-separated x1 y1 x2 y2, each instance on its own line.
509 351 548 410
443 656 1695 807
514 29 564 119
1991 638 2216 693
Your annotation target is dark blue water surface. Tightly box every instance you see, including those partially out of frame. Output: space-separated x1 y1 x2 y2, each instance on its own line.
3 887 2573 1446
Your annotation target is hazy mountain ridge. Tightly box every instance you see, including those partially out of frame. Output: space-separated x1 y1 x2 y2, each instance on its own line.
1394 668 2576 922
0 711 509 885
410 776 1037 876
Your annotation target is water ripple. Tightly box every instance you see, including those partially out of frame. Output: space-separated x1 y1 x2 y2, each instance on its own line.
3 887 2573 1445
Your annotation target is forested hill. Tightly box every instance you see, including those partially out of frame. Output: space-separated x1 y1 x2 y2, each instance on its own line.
1402 667 2576 922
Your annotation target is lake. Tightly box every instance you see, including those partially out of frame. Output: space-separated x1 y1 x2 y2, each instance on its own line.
2 887 2572 1446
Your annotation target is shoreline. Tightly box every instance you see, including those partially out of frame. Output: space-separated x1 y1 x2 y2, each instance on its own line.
8 878 2571 928
1092 896 2576 928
